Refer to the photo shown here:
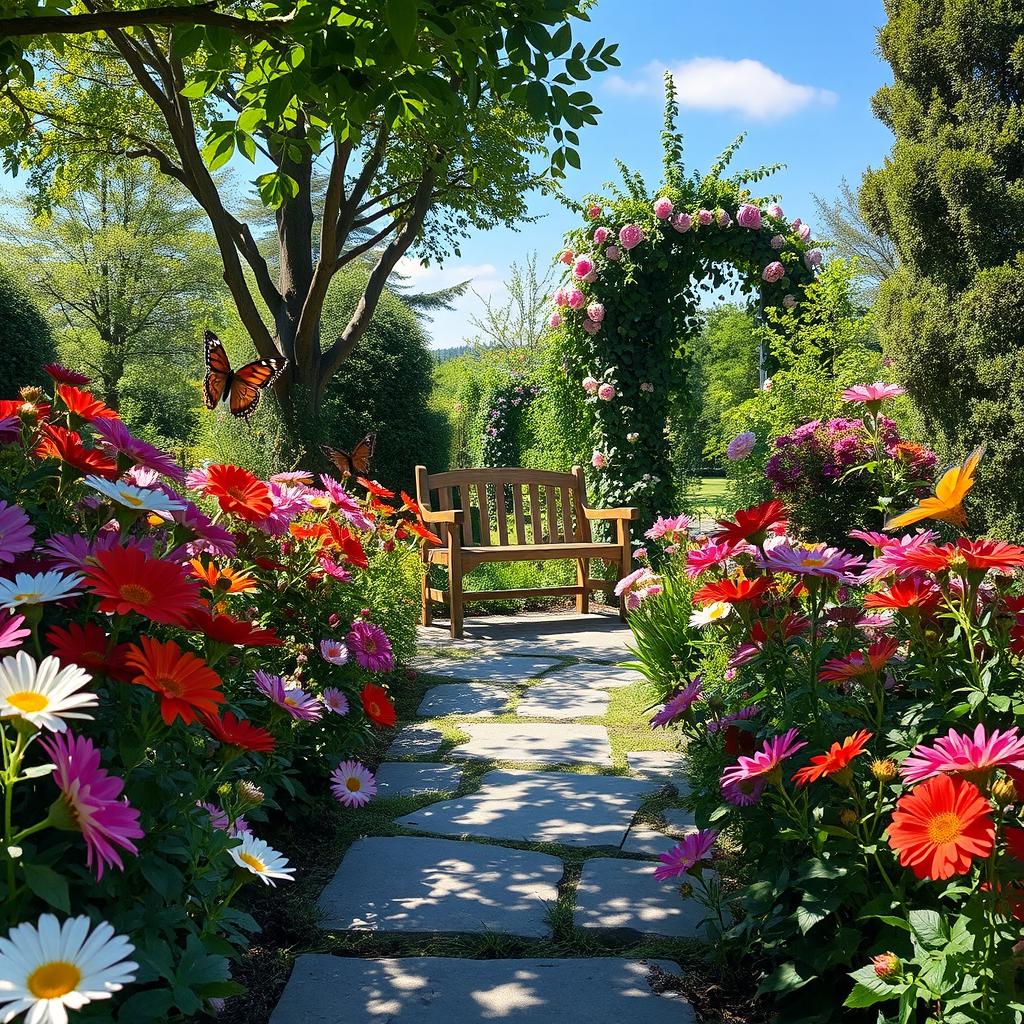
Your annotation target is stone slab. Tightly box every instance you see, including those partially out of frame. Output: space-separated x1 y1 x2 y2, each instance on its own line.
386 725 444 758
395 769 657 848
539 662 644 690
663 808 695 831
417 683 512 718
516 683 610 720
271 956 693 1023
575 858 707 939
620 806 698 856
374 763 463 798
412 654 558 683
450 723 612 765
626 751 690 791
318 837 561 937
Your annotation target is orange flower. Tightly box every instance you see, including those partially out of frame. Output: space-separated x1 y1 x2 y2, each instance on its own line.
818 638 898 681
56 384 118 422
82 545 201 625
188 558 257 594
692 576 772 606
792 730 873 786
356 477 396 499
203 464 272 522
361 683 396 727
124 636 224 725
326 518 369 569
400 491 421 515
34 424 118 480
864 577 940 611
290 521 331 545
408 520 442 546
885 445 984 531
712 500 786 545
886 774 994 880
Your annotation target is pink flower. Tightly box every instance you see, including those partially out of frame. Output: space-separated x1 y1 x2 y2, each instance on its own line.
671 212 692 233
553 287 569 307
320 638 349 666
321 687 350 715
653 196 674 219
254 670 323 721
582 319 601 336
770 234 785 250
645 514 689 541
717 209 732 228
582 376 599 395
40 731 143 879
805 248 823 269
573 255 594 279
615 568 649 596
582 270 597 284
782 294 797 310
593 226 610 244
766 203 784 219
762 261 785 284
841 382 906 405
567 288 585 309
762 377 773 391
736 204 762 230
900 725 1024 785
791 218 802 230
92 418 184 482
727 431 756 460
548 312 562 329
0 612 29 652
588 204 602 220
319 553 353 582
586 302 605 323
860 530 940 582
722 778 765 806
198 802 248 836
651 677 702 728
697 209 713 226
605 245 621 261
686 539 745 578
654 829 718 881
796 223 812 242
319 475 374 531
347 619 394 672
0 501 33 564
757 540 863 580
597 383 616 401
618 224 643 250
720 729 807 791
639 381 654 393
331 760 377 808
633 547 649 560
591 450 606 470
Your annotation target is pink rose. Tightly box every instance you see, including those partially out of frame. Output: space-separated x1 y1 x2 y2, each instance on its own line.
588 204 602 220
553 287 568 307
567 288 585 309
605 245 621 261
593 226 610 244
804 248 823 269
582 376 599 395
797 223 812 242
597 383 616 401
548 311 562 329
770 234 785 250
717 209 732 228
767 203 784 219
736 204 762 230
573 255 594 279
618 224 643 250
559 249 574 265
582 270 597 284
653 197 674 220
790 218 802 230
697 209 713 226
670 212 692 233
762 261 785 283
582 319 601 336
586 302 605 323
591 449 606 469
782 294 797 310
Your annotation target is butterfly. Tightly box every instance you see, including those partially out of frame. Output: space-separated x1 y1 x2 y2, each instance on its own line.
323 433 376 478
884 445 985 531
203 330 288 422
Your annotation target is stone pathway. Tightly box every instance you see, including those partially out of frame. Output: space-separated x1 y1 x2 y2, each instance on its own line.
271 611 698 1023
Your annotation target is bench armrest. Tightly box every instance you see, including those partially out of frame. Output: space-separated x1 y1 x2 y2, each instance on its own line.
583 506 639 521
420 508 464 525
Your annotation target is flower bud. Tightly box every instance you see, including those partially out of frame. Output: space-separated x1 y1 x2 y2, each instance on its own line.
871 952 901 981
839 808 858 827
991 777 1016 806
871 758 898 783
678 882 694 899
237 781 265 808
19 386 44 403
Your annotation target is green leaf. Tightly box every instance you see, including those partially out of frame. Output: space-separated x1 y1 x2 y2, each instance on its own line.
201 130 235 172
908 909 947 947
385 0 418 57
551 22 572 56
22 863 69 913
844 982 897 1009
140 855 184 899
179 69 222 99
758 961 814 995
525 81 548 120
116 989 174 1022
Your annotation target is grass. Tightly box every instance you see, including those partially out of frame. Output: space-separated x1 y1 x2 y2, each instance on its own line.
684 475 731 517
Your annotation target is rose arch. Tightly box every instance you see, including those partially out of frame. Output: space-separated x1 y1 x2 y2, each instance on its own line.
549 74 822 526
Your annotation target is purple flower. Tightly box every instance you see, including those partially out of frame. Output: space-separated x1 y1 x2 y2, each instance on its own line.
654 830 718 881
320 475 374 532
757 541 864 580
92 418 185 481
651 677 702 728
0 501 33 564
171 501 237 558
254 670 323 721
805 248 823 269
347 620 394 672
726 432 756 461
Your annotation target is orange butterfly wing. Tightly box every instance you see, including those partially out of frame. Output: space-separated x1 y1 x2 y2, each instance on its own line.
323 434 375 478
203 330 232 409
322 445 353 478
884 445 985 531
228 358 288 421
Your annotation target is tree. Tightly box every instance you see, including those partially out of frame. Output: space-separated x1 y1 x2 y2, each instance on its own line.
468 251 555 351
860 0 1024 536
1 2 618 437
0 269 56 399
1 160 223 410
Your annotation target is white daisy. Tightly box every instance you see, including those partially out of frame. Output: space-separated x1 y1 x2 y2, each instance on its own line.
688 601 732 628
228 832 295 887
0 572 82 610
82 476 185 514
0 652 97 732
0 913 136 1024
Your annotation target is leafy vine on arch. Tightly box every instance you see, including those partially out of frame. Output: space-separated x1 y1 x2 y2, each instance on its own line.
550 73 822 526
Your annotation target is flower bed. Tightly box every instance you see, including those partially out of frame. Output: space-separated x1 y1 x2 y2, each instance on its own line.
622 388 1024 1021
0 369 428 1021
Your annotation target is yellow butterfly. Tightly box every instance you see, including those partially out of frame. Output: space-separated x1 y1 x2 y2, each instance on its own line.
884 445 985 531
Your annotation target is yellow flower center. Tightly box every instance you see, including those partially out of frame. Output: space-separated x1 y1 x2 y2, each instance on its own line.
707 604 728 620
927 811 963 845
239 852 266 873
7 690 48 713
118 491 144 507
28 960 82 999
156 676 184 697
346 777 362 792
119 583 152 604
11 592 40 603
283 696 298 707
801 557 828 568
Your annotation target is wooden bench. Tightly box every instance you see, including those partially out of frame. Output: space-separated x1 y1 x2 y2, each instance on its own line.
415 464 639 638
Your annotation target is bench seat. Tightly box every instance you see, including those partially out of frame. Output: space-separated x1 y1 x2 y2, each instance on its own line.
427 542 625 567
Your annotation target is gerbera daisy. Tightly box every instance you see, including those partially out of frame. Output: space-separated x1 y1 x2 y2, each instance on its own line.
253 670 322 721
887 774 994 880
407 520 442 546
841 381 906 406
653 829 718 881
202 464 273 522
818 637 899 681
318 553 353 582
688 601 731 627
0 570 83 610
56 384 118 422
956 538 1024 573
171 501 237 558
0 913 137 1023
360 682 396 727
124 637 224 726
0 501 33 564
712 499 787 545
182 608 281 647
83 476 186 515
757 541 864 580
692 576 772 606
320 638 349 666
399 491 421 515
202 711 275 753
792 730 873 786
863 577 940 611
321 687 350 715
82 545 201 625
270 470 314 485
90 418 185 481
650 677 703 728
357 477 395 498
326 520 370 569
614 567 652 596
0 652 96 732
39 731 143 878
45 622 132 681
330 760 377 807
722 778 766 806
228 832 295 886
686 539 746 579
320 476 375 531
0 612 29 653
720 728 807 791
900 724 1024 785
348 620 394 672
43 362 91 386
860 530 940 582
645 514 690 541
188 559 257 594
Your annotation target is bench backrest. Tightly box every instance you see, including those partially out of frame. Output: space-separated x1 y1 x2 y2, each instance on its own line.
415 466 592 547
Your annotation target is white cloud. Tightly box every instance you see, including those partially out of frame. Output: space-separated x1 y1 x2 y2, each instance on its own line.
608 57 837 120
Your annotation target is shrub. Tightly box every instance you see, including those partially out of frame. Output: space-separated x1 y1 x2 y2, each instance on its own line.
0 269 56 398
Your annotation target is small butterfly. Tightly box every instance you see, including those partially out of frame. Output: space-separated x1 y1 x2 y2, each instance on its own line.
323 433 376 478
884 445 985 531
203 330 288 422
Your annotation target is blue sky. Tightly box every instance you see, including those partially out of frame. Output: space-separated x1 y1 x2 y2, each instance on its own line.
408 0 896 347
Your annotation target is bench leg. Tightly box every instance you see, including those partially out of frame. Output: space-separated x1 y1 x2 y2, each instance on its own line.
617 524 632 623
576 557 590 614
449 554 464 640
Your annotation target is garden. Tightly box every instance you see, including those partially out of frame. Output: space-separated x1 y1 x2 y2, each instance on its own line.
0 1 1022 1022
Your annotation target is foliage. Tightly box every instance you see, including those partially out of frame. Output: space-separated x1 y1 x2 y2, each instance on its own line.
468 251 555 351
0 269 55 399
0 367 427 1020
861 0 1024 538
481 380 542 468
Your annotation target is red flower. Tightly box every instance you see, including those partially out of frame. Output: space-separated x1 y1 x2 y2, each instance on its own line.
203 710 275 753
82 545 202 625
886 774 995 880
408 520 442 546
897 544 955 573
957 538 1024 572
693 576 772 606
712 500 787 545
183 607 282 647
0 399 51 425
818 637 899 681
357 477 396 499
124 636 224 725
361 683 396 727
326 519 369 569
203 464 273 522
864 577 941 611
34 424 117 479
400 491 421 515
1005 825 1024 862
43 363 90 387
46 622 133 681
289 522 331 545
792 730 873 786
56 384 118 422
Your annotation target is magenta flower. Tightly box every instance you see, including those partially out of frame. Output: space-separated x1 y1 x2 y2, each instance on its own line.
573 254 595 279
319 475 374 531
720 729 807 791
331 760 377 807
604 245 621 261
861 529 940 582
256 482 314 537
796 223 812 242
321 687 350 715
618 224 643 250
40 731 143 879
253 670 323 721
653 196 673 220
671 212 692 233
722 778 765 806
0 501 33 565
347 620 394 672
198 801 248 836
650 677 702 728
170 501 238 558
900 724 1024 785
686 539 745 578
726 432 756 461
614 568 649 596
762 261 785 284
269 470 314 484
717 209 732 228
0 612 28 652
591 450 606 470
588 204 602 219
92 418 185 481
597 383 615 401
593 226 610 244
736 204 762 230
697 208 713 226
548 312 562 329
644 514 689 541
757 541 863 580
706 704 761 733
567 287 585 309
582 319 600 336
841 382 907 406
653 829 718 881
319 553 353 582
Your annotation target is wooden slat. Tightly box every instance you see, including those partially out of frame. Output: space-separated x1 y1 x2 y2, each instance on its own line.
544 484 558 545
560 486 575 542
427 467 576 490
457 486 472 546
437 486 451 511
461 586 585 602
476 480 492 546
511 485 527 543
528 482 542 543
494 482 509 545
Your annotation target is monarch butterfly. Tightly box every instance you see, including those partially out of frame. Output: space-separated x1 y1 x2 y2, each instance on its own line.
203 330 288 422
322 433 376 478
884 445 985 531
